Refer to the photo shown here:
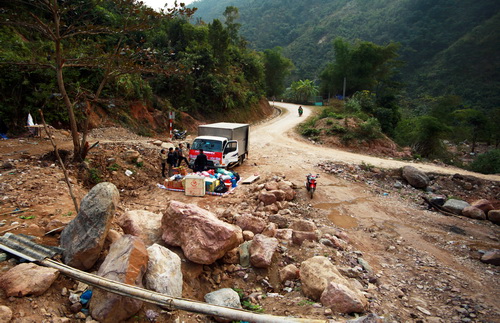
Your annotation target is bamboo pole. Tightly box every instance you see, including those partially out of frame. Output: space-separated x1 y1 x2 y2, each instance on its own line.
41 259 327 323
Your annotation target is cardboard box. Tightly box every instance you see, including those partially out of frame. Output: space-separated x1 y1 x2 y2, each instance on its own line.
205 178 218 192
184 175 205 196
165 179 183 190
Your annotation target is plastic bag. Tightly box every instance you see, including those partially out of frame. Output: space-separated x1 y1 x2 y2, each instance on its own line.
214 182 228 193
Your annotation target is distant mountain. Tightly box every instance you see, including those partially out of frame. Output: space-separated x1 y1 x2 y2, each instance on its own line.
190 0 500 108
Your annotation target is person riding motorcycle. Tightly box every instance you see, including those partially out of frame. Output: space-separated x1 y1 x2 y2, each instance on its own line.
298 106 303 117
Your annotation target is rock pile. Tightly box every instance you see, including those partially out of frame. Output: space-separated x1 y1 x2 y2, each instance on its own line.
0 176 399 321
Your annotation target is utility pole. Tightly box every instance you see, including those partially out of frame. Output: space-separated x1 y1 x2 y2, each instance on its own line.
342 77 346 100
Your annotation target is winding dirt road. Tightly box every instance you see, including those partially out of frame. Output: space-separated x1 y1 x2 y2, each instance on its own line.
252 102 500 182
242 102 500 320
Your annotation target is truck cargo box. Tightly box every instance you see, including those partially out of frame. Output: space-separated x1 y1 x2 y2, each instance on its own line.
197 123 249 156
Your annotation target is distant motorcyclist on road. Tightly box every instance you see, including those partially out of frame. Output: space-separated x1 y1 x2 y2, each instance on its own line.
298 106 303 117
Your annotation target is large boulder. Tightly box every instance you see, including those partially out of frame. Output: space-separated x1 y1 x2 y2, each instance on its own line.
0 306 12 322
279 264 299 283
488 210 500 225
471 199 496 214
292 231 318 245
90 235 148 323
401 166 429 189
234 214 267 234
289 219 317 232
60 182 119 270
205 288 243 323
268 214 289 228
481 249 500 266
0 263 59 297
258 191 277 206
117 210 163 246
443 199 470 215
461 206 486 220
300 256 350 301
144 244 183 297
277 181 296 201
320 282 367 314
250 234 278 268
161 201 243 265
268 190 286 202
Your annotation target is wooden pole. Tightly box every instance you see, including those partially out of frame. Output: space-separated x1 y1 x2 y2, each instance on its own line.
38 109 79 213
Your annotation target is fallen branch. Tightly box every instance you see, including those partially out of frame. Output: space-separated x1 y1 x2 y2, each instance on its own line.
421 196 461 218
0 225 21 235
39 109 79 213
0 208 30 216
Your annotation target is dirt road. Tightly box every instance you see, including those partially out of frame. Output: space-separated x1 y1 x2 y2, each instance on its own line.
243 102 500 320
253 102 500 182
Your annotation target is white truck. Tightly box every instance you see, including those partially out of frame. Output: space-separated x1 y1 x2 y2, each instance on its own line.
189 122 249 169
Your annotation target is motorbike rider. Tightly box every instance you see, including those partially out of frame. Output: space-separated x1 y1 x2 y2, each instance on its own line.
298 106 303 116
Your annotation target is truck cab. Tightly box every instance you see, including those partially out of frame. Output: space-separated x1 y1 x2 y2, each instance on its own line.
189 136 240 168
189 123 249 169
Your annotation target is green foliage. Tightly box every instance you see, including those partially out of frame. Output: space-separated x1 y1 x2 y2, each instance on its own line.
320 38 402 97
360 161 375 171
301 127 321 137
344 91 401 136
62 211 74 217
395 116 451 158
19 215 35 220
286 79 319 103
88 168 102 185
193 0 499 111
107 163 120 172
241 300 264 313
469 149 500 174
451 108 489 152
355 117 383 140
232 288 244 299
326 124 347 135
297 299 316 306
262 47 294 97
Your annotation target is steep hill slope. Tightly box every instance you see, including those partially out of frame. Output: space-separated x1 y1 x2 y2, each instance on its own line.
191 0 500 108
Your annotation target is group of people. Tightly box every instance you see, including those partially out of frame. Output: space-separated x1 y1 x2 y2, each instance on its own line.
160 143 189 177
160 143 208 177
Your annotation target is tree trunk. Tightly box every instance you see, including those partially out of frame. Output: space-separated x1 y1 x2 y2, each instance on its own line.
52 2 82 161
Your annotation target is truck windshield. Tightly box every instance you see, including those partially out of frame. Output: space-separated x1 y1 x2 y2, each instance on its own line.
191 139 223 152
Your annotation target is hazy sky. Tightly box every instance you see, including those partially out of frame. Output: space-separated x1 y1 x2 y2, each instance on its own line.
141 0 196 10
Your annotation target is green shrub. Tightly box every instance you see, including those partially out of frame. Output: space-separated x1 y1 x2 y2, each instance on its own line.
107 163 120 171
319 108 345 120
89 168 102 184
341 132 355 145
469 149 500 174
355 117 383 140
326 124 347 135
301 127 321 137
242 300 264 313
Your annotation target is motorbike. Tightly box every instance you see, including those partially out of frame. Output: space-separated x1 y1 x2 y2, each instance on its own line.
305 173 319 199
173 129 187 140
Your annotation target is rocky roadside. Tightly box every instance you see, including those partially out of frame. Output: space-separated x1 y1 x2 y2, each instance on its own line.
0 132 498 322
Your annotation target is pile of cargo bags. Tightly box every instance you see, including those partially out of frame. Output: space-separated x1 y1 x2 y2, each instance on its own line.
163 168 240 196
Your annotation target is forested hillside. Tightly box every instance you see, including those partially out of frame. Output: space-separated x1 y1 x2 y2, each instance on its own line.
191 0 500 109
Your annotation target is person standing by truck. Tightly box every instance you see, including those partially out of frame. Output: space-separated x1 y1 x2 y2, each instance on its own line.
177 143 189 167
167 147 177 177
194 149 208 172
159 149 168 177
